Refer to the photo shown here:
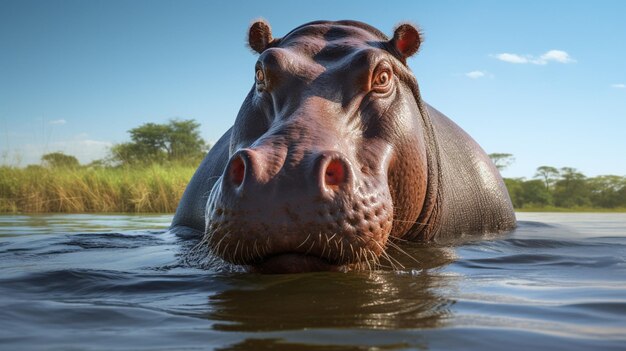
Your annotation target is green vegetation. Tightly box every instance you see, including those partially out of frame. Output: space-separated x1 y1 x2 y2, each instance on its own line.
1 133 624 213
0 119 207 214
110 119 208 166
488 154 626 212
488 153 515 171
0 164 195 213
41 152 80 169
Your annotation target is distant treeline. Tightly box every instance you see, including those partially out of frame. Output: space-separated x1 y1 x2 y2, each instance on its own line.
1 126 625 213
489 154 626 211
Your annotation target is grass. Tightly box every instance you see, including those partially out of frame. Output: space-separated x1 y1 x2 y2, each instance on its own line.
516 206 626 213
0 165 196 213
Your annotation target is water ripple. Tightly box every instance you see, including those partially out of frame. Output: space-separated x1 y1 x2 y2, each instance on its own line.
0 213 625 350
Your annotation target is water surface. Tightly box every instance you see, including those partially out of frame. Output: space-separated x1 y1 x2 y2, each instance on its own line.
0 213 625 350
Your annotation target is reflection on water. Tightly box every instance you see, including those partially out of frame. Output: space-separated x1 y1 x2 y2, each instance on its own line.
0 213 172 236
0 213 625 350
207 245 457 332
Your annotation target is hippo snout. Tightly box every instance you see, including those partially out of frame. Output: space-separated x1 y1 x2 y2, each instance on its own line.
205 147 394 273
223 148 353 197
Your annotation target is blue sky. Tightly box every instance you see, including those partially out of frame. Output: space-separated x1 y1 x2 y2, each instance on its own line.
1 0 625 179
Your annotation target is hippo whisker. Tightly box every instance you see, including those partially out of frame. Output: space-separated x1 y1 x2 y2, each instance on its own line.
295 233 311 249
232 240 239 262
364 248 381 272
386 239 421 266
187 239 207 261
205 175 221 183
253 239 261 259
243 243 250 262
211 233 228 258
369 250 379 270
247 242 254 261
185 232 234 271
372 240 404 271
353 248 362 268
326 233 337 244
240 241 248 263
186 234 214 266
262 240 271 259
387 235 409 243
220 242 230 262
339 240 345 262
383 250 404 271
363 250 372 271
319 233 327 257
370 249 384 270
305 240 316 256
353 236 386 271
392 218 431 226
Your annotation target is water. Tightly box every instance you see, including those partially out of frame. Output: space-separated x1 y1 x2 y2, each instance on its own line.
0 213 625 350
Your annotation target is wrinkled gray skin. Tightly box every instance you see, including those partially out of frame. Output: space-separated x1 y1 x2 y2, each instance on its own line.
172 20 516 273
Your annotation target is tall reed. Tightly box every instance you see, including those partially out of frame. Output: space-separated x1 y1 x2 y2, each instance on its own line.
0 165 196 213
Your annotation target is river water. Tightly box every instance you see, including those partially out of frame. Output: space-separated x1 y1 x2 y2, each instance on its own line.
0 213 624 350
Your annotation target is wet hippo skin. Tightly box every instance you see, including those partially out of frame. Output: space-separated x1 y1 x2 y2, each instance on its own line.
172 20 516 273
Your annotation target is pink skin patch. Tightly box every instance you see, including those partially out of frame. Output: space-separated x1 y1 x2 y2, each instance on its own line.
396 32 417 55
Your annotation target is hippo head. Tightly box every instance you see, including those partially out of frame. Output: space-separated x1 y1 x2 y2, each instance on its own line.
204 20 438 273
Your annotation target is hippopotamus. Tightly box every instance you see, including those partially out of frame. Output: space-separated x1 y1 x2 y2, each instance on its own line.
172 20 516 273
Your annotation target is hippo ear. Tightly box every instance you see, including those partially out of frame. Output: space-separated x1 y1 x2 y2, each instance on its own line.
390 23 422 59
248 20 274 54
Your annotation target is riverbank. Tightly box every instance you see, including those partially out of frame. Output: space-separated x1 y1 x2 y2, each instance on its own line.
0 165 195 213
2 165 625 214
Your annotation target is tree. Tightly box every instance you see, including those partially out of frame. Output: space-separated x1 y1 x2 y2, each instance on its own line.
502 166 626 210
553 167 590 208
41 152 80 169
519 179 552 207
110 119 208 166
110 142 149 165
128 122 171 163
488 153 515 171
503 178 551 208
587 175 626 208
165 119 207 161
617 184 626 208
534 166 560 191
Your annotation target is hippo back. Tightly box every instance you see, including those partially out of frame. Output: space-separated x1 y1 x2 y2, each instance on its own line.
425 104 516 239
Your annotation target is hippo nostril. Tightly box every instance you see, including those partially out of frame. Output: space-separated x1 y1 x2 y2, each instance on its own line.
324 159 346 187
229 155 246 187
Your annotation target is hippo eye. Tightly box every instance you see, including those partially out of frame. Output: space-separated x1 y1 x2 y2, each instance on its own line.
255 69 265 83
255 68 267 92
375 72 389 85
372 68 393 92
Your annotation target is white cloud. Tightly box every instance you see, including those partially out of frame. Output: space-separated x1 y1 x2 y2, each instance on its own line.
49 119 67 125
539 50 575 64
611 83 625 89
494 53 529 64
466 71 486 79
493 50 575 65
